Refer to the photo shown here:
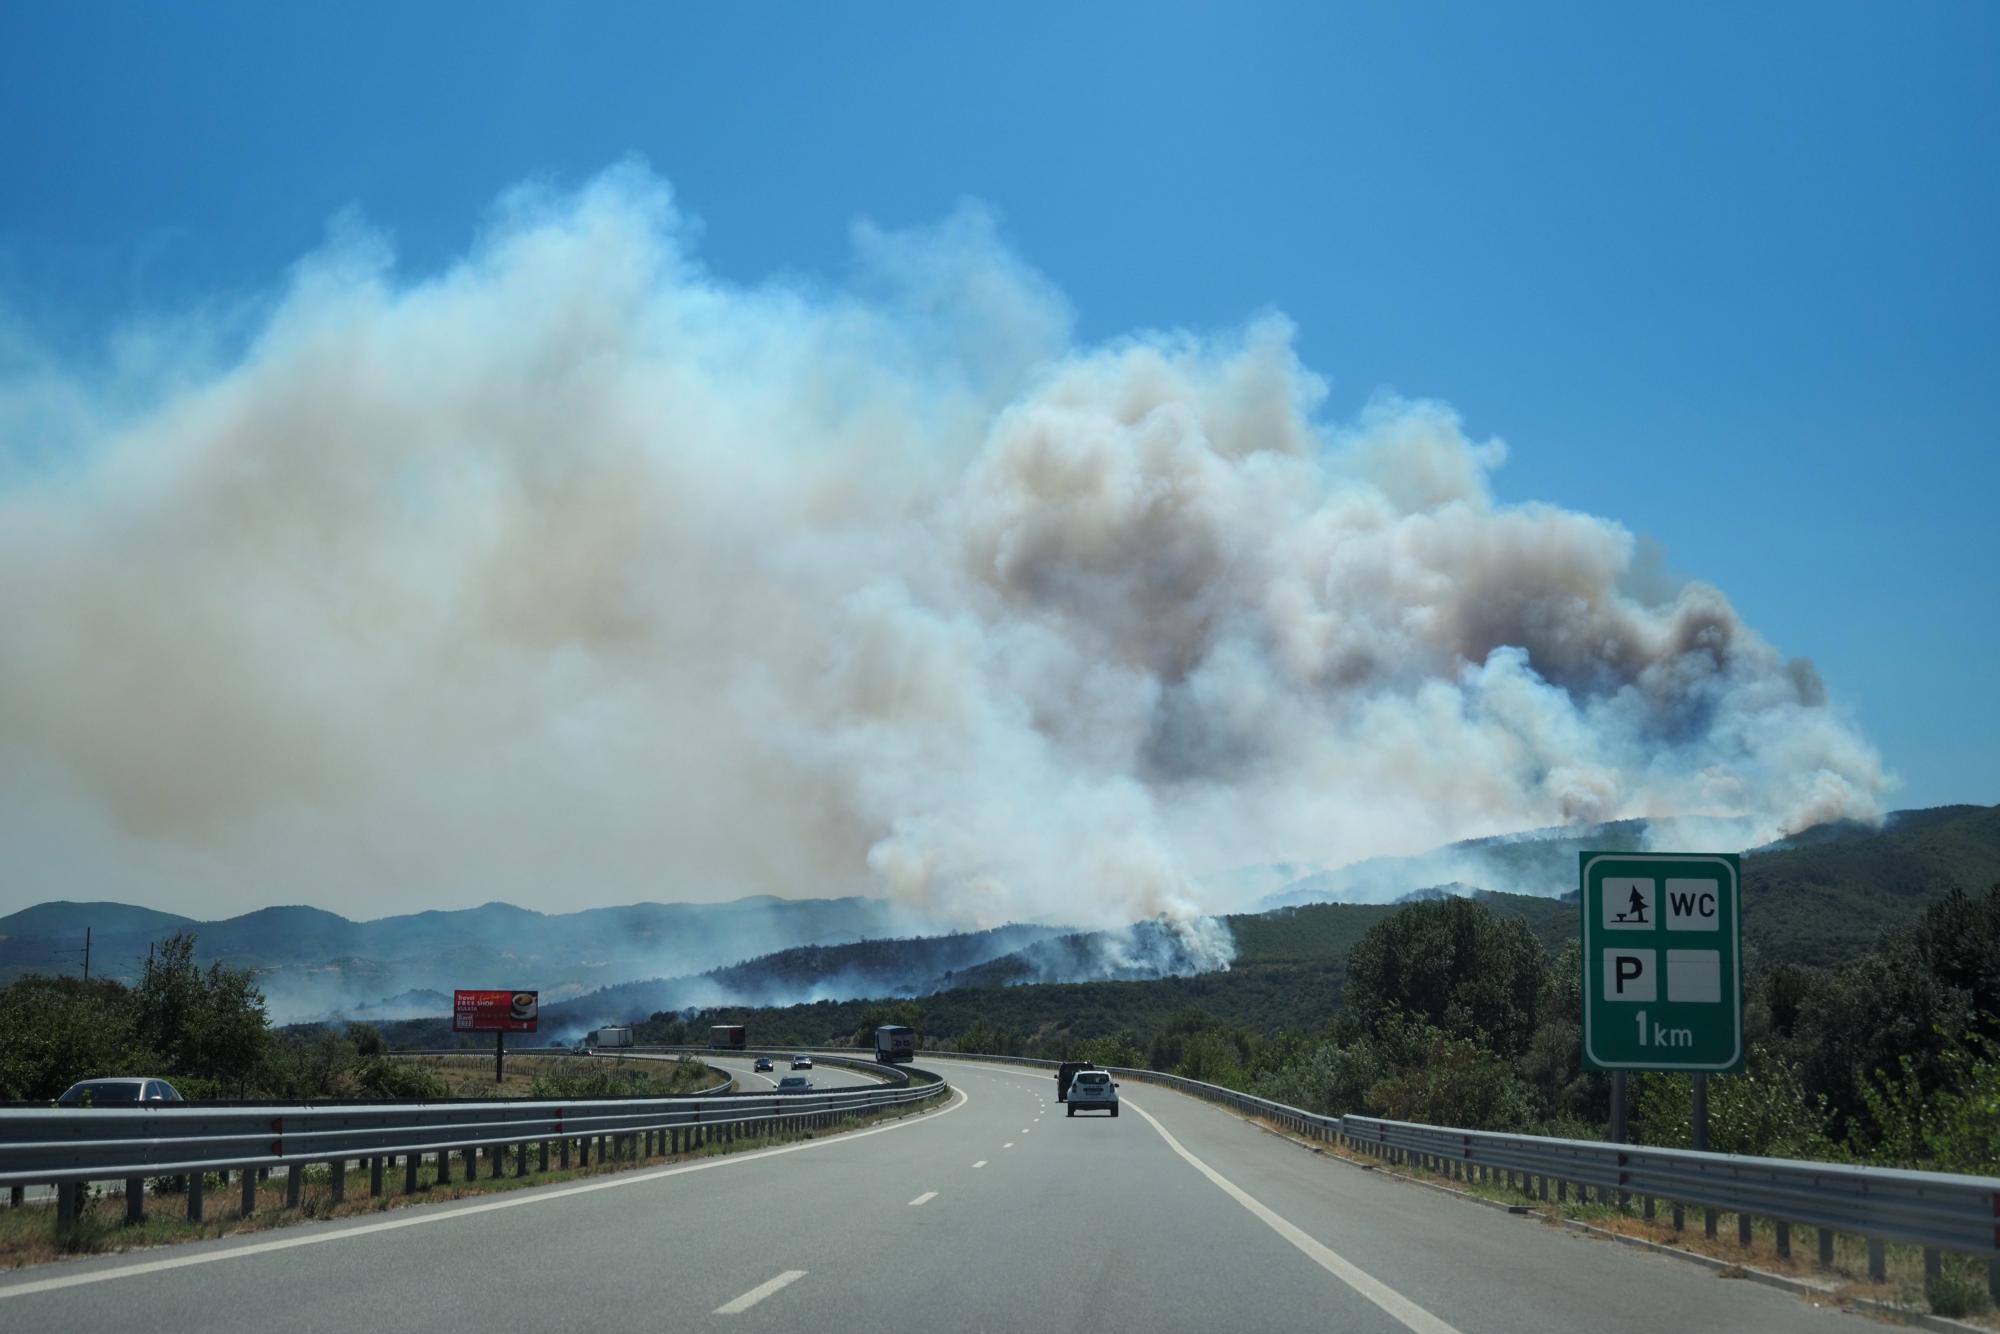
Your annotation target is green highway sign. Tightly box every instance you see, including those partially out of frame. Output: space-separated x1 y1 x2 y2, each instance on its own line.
1579 851 1743 1073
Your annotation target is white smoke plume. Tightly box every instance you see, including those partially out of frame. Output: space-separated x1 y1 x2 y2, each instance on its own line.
0 166 1887 956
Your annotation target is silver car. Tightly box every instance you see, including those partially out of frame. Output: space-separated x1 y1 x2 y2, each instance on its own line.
56 1078 183 1107
1064 1070 1118 1117
776 1075 813 1093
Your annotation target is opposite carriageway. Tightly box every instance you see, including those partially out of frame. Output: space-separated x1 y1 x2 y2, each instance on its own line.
0 1051 942 1227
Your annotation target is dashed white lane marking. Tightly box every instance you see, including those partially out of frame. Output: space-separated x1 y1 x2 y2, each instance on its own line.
714 1270 807 1315
1126 1100 1460 1334
972 1160 987 1168
0 1086 971 1302
1003 1142 1014 1149
908 1191 938 1207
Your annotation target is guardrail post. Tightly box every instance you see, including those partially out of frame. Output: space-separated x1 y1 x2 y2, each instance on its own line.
286 1164 303 1207
56 1182 77 1228
462 1146 477 1179
188 1170 206 1221
370 1156 384 1197
488 1144 503 1178
404 1154 419 1194
539 1139 549 1172
330 1159 345 1203
1867 1237 1885 1283
1987 1258 1999 1304
559 1137 571 1169
1817 1227 1833 1268
8 1186 22 1209
1704 1207 1717 1240
1643 1195 1655 1222
127 1176 145 1223
517 1140 529 1177
436 1148 452 1185
1923 1247 1942 1284
241 1167 257 1217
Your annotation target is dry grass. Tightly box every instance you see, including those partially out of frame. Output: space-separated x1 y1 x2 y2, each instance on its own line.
1 1092 944 1272
393 1053 721 1099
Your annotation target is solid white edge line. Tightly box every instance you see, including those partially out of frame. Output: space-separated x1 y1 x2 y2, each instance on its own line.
907 1191 937 1206
1125 1099 1460 1334
0 1085 969 1302
714 1269 807 1315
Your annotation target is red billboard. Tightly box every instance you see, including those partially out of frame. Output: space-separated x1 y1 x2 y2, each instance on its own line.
453 989 538 1032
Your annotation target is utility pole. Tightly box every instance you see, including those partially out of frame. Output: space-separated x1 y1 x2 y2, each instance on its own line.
82 927 90 982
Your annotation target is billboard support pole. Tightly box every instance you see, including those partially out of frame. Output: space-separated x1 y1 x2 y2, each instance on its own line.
495 1030 505 1086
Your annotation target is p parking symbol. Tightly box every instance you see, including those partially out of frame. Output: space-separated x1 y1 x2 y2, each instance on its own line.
1603 949 1656 1002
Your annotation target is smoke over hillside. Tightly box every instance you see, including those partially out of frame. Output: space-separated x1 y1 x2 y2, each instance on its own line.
0 166 1886 952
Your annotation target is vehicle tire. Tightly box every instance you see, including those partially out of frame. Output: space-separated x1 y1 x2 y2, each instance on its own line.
1110 1106 1119 1118
1067 1106 1074 1118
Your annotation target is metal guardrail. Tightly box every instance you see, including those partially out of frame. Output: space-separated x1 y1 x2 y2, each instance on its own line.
921 1049 2000 1294
0 1063 948 1228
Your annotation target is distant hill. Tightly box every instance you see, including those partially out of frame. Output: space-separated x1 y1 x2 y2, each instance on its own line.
17 804 1992 1033
1737 804 2000 965
0 901 196 940
372 922 1073 1045
0 894 921 1022
614 806 1999 1050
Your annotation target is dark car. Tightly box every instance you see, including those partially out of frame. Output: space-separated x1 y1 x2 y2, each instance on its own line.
1056 1061 1099 1103
752 1056 774 1072
56 1078 183 1107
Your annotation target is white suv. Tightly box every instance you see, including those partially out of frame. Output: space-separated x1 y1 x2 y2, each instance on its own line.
1065 1069 1118 1117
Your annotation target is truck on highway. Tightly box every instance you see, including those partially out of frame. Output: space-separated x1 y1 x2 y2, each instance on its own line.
589 1026 634 1049
873 1024 915 1064
708 1024 747 1050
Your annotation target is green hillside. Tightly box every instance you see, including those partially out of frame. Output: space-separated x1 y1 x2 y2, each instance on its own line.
1739 804 2000 964
660 805 1999 1052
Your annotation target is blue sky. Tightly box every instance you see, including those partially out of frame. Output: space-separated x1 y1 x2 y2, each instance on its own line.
2 3 1994 811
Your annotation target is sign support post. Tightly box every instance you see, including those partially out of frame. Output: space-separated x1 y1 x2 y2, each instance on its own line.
495 1029 505 1085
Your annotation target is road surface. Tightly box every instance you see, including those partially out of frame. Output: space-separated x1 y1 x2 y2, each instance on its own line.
0 1056 1878 1333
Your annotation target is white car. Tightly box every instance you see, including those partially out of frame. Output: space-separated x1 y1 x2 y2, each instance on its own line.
1065 1070 1118 1117
791 1054 813 1070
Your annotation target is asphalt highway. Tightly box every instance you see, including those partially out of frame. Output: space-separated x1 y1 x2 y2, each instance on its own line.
700 1052 887 1093
0 1056 1881 1333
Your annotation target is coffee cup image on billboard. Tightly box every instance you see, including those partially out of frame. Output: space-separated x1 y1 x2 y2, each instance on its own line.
510 992 538 1022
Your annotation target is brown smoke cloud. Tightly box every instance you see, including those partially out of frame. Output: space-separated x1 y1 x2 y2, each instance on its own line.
0 166 1888 937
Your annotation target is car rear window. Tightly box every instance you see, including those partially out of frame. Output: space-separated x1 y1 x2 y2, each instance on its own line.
1076 1073 1109 1085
